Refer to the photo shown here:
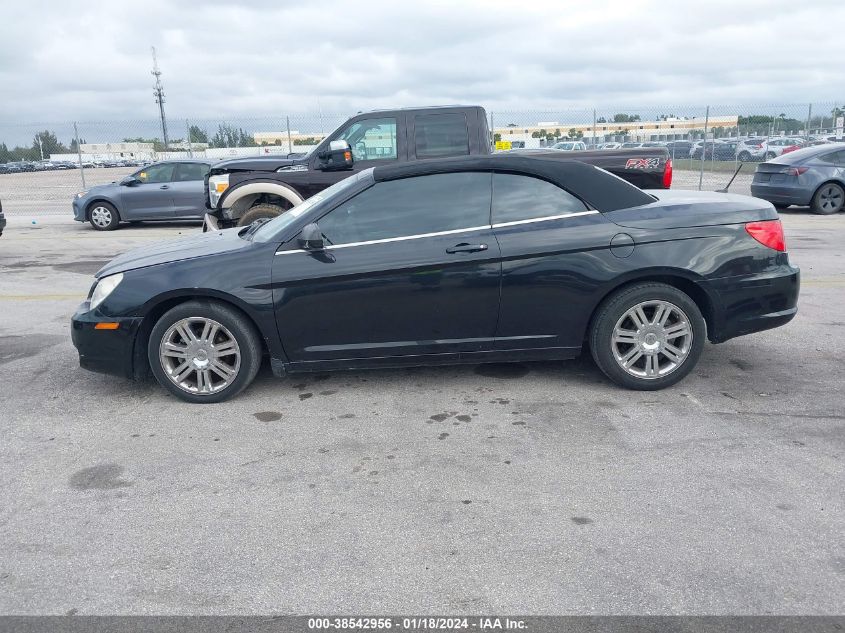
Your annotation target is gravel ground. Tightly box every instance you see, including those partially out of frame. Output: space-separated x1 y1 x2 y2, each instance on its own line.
0 208 842 615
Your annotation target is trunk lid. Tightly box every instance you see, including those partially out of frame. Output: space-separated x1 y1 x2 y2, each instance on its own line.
604 189 777 230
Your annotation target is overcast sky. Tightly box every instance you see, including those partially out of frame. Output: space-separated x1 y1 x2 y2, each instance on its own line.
1 0 843 126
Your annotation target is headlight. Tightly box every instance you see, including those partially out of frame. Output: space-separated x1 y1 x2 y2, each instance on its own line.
76 191 88 198
90 273 123 310
208 174 229 206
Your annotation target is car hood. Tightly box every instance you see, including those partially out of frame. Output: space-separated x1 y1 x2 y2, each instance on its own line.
85 182 117 195
212 155 309 173
605 189 777 230
96 228 250 277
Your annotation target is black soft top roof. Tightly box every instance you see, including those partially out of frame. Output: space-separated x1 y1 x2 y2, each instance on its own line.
372 154 655 212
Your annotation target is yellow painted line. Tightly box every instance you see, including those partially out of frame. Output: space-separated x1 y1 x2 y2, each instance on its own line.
0 294 84 301
802 278 845 287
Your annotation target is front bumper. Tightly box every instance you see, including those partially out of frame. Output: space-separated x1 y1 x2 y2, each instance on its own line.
72 197 86 222
71 301 143 378
704 263 800 343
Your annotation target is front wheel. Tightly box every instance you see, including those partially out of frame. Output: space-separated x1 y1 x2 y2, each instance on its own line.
88 202 120 231
765 151 776 160
148 300 263 403
811 183 844 215
738 151 751 161
589 283 706 390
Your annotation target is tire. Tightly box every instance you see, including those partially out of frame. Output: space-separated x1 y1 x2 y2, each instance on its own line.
148 300 263 403
236 203 287 227
738 151 751 161
589 282 706 390
811 182 844 215
765 151 776 160
88 202 120 231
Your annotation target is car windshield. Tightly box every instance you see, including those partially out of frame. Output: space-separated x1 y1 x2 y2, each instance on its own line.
251 170 372 242
555 143 574 150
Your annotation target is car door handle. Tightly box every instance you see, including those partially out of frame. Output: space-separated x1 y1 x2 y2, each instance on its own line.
446 243 488 254
159 185 169 189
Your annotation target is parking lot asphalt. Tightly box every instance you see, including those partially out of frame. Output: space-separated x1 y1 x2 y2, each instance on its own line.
0 212 843 615
0 164 756 218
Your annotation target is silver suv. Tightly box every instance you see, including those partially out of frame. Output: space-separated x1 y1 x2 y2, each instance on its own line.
736 138 767 161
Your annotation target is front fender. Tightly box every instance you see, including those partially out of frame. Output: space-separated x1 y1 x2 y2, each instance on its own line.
218 179 305 218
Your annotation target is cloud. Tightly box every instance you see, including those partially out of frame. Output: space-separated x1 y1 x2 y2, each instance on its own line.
0 0 842 133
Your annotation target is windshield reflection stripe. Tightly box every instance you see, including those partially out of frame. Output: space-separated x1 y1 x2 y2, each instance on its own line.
325 225 491 250
273 211 600 256
491 210 599 228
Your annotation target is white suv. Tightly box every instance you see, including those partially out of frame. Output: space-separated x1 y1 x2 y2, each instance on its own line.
736 138 767 161
552 141 587 151
764 138 804 159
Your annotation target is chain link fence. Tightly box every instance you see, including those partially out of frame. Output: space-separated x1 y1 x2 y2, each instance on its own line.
1 104 842 216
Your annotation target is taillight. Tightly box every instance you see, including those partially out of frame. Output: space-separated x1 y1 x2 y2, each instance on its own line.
663 158 672 188
745 220 786 252
782 166 808 176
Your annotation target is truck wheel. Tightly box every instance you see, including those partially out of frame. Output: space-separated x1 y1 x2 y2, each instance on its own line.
236 203 287 227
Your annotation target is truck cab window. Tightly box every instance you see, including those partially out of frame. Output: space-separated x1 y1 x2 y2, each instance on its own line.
335 118 397 162
415 113 470 158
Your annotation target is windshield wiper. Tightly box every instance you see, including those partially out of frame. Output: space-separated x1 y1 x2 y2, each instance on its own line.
239 217 271 240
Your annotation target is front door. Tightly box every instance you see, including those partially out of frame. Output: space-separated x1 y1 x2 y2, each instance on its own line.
271 171 501 367
120 162 176 220
170 162 210 217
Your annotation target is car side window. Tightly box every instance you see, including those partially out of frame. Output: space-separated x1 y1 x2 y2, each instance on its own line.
173 163 209 182
136 163 174 184
821 149 845 164
414 113 470 158
318 172 491 246
492 173 588 225
335 117 397 162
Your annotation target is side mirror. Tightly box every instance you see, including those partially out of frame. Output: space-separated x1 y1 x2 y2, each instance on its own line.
298 223 325 250
120 176 141 186
317 140 354 172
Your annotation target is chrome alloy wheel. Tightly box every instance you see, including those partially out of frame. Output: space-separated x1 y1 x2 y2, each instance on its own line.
159 317 241 395
611 300 693 379
90 206 113 228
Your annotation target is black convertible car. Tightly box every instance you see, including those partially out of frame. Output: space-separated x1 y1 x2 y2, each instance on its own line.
71 155 799 403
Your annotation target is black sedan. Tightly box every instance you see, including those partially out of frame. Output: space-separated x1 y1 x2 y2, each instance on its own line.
71 155 800 403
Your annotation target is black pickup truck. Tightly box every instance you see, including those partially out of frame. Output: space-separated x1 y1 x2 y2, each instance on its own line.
205 105 672 228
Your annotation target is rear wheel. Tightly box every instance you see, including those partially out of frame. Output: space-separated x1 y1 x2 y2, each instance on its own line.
88 202 120 231
589 283 706 390
236 203 287 227
811 182 844 215
148 300 262 403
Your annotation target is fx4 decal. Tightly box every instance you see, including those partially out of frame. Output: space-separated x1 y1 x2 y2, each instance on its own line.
625 157 662 169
